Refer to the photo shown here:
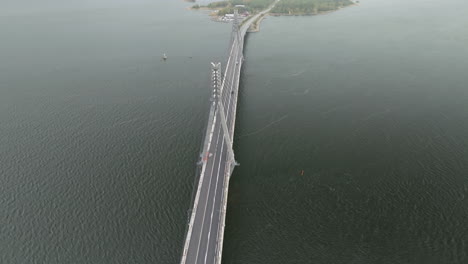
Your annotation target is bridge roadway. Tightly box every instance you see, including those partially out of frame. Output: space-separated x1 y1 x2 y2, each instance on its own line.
180 3 279 264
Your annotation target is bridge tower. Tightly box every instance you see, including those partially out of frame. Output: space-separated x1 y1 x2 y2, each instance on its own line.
211 62 239 174
230 6 244 50
232 7 240 33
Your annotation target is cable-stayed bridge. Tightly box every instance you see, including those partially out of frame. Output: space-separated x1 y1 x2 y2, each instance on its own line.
180 3 278 264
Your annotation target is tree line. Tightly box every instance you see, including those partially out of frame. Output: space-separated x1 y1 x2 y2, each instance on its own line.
204 0 352 16
207 0 276 15
271 0 353 14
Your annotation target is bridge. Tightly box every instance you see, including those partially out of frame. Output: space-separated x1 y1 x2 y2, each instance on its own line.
180 3 278 264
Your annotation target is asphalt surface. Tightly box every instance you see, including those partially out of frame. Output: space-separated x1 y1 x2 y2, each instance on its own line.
181 5 278 263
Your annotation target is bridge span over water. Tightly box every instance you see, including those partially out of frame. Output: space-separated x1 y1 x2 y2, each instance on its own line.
180 3 277 264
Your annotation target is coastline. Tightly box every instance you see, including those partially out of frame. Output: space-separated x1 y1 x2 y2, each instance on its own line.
270 3 356 16
189 2 357 31
248 13 267 32
186 6 220 17
248 6 353 33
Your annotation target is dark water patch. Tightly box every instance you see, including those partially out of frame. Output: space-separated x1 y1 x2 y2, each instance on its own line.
225 0 468 263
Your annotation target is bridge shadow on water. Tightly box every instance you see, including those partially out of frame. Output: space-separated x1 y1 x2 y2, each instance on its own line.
232 34 251 146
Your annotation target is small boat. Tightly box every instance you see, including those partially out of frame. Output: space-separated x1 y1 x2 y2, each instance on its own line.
162 53 167 60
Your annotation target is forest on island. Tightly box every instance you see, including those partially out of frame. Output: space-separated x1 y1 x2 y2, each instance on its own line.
271 0 353 14
205 0 275 15
200 0 353 15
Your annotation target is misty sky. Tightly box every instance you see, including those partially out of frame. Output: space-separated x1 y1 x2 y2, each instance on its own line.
1 0 159 15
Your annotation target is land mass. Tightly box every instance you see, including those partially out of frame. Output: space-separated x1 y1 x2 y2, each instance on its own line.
192 0 354 16
271 0 354 15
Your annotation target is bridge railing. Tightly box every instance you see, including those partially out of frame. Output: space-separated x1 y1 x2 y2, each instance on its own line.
179 63 222 264
180 5 266 263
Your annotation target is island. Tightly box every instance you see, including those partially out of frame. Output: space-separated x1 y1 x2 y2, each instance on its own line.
271 0 354 15
192 0 354 19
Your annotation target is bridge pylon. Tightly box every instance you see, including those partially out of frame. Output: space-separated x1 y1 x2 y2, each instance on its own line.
211 62 238 172
232 8 240 33
229 7 243 49
181 4 278 263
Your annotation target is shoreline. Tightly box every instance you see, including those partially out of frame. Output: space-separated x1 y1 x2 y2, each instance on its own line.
270 3 356 16
189 2 357 31
248 13 267 32
248 4 355 32
186 6 220 17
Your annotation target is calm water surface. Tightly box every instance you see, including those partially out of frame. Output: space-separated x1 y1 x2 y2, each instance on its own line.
1 0 229 263
1 0 467 263
226 0 468 263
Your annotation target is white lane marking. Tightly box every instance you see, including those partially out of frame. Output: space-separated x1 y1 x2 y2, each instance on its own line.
230 52 242 133
194 56 239 262
219 42 236 96
183 4 278 263
221 39 239 110
190 45 237 264
203 39 240 263
193 109 223 264
181 100 217 264
204 129 225 263
214 36 244 264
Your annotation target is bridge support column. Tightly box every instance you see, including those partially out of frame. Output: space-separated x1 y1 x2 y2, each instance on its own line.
217 100 239 171
211 62 239 172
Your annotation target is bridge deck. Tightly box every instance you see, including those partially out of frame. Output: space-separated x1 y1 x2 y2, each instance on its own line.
180 2 279 263
182 35 242 264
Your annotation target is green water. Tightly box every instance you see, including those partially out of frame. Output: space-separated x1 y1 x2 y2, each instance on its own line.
1 0 467 263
